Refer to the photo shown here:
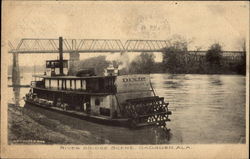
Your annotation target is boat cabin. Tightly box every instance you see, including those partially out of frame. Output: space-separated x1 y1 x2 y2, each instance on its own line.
30 59 154 120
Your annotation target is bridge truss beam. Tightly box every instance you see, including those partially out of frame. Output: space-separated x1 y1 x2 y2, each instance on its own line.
8 38 170 53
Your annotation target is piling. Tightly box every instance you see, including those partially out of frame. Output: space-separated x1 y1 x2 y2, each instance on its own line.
59 37 64 75
12 51 20 106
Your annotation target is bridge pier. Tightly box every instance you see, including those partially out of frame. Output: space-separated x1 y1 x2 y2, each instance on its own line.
12 52 21 106
68 51 80 75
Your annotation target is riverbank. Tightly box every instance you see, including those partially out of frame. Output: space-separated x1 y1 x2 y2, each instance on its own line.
8 104 102 144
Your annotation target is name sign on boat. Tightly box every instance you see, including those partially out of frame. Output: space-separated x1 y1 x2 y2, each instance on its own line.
116 74 151 92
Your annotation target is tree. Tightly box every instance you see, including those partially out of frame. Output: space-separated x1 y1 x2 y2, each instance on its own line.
205 43 223 72
162 46 187 73
78 56 109 76
128 52 156 74
162 36 189 73
237 37 246 52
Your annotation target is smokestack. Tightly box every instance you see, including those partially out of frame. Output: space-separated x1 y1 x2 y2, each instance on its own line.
59 37 64 75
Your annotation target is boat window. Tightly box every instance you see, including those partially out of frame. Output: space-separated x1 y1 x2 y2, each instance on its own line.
46 61 51 68
55 68 60 75
63 62 68 68
66 80 70 90
76 80 81 90
51 68 55 76
51 79 57 89
58 80 62 89
54 62 59 67
45 79 50 88
95 99 100 106
63 80 66 90
81 80 86 90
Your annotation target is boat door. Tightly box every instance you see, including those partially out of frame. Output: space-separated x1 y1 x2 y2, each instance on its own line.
82 96 91 114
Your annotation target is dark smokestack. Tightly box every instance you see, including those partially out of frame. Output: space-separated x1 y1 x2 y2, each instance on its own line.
59 37 63 75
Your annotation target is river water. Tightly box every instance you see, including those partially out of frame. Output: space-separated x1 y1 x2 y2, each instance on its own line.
8 73 246 144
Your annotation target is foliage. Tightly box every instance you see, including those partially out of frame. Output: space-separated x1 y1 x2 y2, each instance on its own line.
162 36 189 73
205 43 223 70
236 52 246 75
78 56 109 76
162 47 183 73
128 53 156 74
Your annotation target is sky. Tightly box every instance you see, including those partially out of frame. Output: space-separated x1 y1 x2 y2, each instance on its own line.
2 1 249 66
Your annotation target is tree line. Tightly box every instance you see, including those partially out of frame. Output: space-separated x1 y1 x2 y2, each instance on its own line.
126 43 246 75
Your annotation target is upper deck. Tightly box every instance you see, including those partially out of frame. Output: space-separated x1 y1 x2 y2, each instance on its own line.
32 74 152 96
32 74 117 94
33 75 116 79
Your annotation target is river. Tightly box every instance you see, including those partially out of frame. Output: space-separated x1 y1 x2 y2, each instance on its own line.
8 73 246 144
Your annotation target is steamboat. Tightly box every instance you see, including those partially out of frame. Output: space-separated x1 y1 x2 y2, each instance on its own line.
24 37 172 128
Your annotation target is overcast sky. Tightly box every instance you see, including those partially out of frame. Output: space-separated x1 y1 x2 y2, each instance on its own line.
3 1 249 66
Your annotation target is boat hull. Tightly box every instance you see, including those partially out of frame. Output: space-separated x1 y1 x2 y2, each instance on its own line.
25 99 131 127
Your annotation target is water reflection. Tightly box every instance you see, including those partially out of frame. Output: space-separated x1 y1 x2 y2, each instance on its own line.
163 81 183 89
153 127 172 144
208 76 223 86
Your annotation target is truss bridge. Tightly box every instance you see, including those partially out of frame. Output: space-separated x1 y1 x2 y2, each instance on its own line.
9 38 170 54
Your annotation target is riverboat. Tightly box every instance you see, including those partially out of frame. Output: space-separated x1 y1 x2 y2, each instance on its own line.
24 37 172 128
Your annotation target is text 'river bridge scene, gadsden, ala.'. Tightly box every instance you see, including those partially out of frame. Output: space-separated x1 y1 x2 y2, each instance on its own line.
7 36 246 144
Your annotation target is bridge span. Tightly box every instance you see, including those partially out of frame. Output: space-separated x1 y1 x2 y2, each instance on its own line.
9 38 170 53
